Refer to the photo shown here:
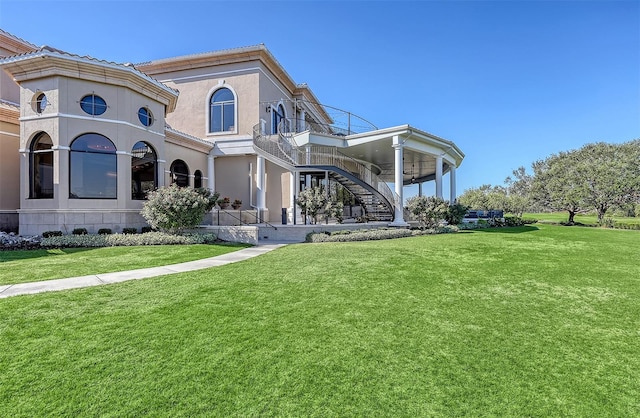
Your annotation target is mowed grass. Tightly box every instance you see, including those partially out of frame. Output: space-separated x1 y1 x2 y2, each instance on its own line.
0 243 249 285
523 211 640 225
1 224 639 416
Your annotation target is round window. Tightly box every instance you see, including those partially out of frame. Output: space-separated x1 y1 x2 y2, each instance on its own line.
138 107 154 127
80 94 107 115
35 93 48 113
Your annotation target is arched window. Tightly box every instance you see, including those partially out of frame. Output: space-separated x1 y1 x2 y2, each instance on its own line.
30 133 54 199
209 88 235 133
194 170 203 189
272 103 288 134
170 160 190 187
70 133 117 198
131 141 157 200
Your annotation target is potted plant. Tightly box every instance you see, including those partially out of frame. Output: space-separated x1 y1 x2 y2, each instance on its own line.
232 199 242 210
217 196 230 209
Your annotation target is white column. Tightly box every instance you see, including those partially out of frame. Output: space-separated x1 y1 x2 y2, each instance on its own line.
289 171 296 224
256 155 266 209
418 182 423 197
389 135 408 226
305 144 311 165
435 155 443 199
325 171 329 197
157 159 166 188
449 166 457 204
207 155 215 192
299 110 306 132
294 171 302 225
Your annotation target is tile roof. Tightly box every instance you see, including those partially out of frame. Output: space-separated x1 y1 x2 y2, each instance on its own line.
0 45 179 98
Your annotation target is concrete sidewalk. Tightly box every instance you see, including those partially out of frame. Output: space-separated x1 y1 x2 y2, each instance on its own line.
0 243 287 299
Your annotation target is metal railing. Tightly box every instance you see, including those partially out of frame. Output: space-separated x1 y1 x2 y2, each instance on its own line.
261 99 378 136
210 206 278 229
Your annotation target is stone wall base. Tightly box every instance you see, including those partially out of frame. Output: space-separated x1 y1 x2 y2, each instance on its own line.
19 210 147 236
0 211 19 233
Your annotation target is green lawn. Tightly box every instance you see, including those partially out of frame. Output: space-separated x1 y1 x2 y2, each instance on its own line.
1 225 639 416
523 211 640 225
0 243 248 285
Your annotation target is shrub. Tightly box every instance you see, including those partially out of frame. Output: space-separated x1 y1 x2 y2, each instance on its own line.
141 226 153 233
445 203 469 225
406 196 449 229
599 217 615 228
98 228 112 235
42 230 63 238
325 201 344 224
41 231 218 248
122 227 138 234
142 184 212 234
195 188 220 212
612 222 640 230
72 228 88 235
503 216 524 227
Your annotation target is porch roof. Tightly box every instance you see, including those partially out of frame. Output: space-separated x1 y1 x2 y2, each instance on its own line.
293 124 465 184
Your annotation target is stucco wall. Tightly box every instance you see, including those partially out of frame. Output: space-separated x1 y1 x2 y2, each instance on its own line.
157 64 261 140
19 76 169 213
0 120 19 212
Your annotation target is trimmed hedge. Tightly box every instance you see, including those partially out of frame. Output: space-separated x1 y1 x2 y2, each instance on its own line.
307 228 412 243
42 231 63 238
41 232 218 248
305 226 458 243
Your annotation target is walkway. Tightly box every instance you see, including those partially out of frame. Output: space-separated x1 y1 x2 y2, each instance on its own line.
0 243 287 299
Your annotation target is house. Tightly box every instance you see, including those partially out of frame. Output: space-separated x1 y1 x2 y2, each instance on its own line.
0 29 464 236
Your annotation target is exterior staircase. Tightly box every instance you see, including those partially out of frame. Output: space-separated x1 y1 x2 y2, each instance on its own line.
253 123 397 221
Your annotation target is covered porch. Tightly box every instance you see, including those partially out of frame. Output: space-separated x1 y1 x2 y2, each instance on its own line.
291 124 465 226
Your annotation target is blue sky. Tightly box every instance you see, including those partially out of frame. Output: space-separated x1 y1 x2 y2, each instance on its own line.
1 0 638 198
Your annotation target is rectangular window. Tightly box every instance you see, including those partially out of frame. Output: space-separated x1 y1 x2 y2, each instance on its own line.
223 103 234 131
210 104 222 132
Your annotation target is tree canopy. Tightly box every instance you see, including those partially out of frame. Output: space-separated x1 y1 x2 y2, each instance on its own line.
459 139 640 223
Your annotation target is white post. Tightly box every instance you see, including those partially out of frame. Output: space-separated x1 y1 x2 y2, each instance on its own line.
418 182 423 197
449 165 457 204
157 159 166 188
299 110 306 132
325 171 329 198
289 171 296 224
305 144 311 165
389 135 408 226
207 155 215 192
294 171 302 224
256 155 266 210
260 119 266 136
435 155 443 199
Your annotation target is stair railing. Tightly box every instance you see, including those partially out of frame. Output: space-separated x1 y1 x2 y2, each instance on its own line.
253 123 399 212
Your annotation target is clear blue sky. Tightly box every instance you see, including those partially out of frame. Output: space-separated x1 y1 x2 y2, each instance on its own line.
1 0 638 197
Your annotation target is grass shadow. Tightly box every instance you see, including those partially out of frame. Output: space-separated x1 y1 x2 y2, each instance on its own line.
0 247 95 263
471 225 540 234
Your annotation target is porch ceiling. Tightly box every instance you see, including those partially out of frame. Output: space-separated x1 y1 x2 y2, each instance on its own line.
303 124 465 185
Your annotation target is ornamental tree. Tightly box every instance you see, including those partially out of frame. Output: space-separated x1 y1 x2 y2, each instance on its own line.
296 186 327 224
406 196 450 229
141 184 213 234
